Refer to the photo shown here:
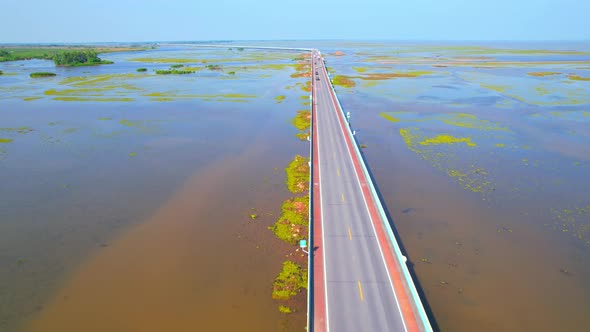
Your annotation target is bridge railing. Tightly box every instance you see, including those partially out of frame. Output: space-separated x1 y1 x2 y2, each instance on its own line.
322 57 433 332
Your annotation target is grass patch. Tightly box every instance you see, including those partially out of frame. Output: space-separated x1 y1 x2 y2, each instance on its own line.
272 261 307 300
30 72 56 78
332 75 356 88
419 134 477 147
292 110 311 131
275 95 286 103
53 97 134 102
278 305 293 314
136 68 147 72
568 74 590 81
528 71 561 77
380 112 400 123
23 96 42 101
0 138 14 143
269 195 309 244
155 69 195 75
285 155 309 193
170 64 184 68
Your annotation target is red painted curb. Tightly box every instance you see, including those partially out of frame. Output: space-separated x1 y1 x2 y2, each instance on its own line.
312 53 327 332
324 69 421 332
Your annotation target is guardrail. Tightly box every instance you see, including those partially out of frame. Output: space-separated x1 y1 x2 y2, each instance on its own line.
323 58 433 332
307 50 314 332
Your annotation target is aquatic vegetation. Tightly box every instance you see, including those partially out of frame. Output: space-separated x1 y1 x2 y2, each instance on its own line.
170 64 184 68
52 97 134 102
292 110 311 131
155 69 195 75
361 71 434 80
136 68 147 72
272 260 307 300
30 72 56 78
60 73 141 87
285 155 310 193
568 74 590 81
269 195 309 244
97 117 112 121
278 305 293 314
0 70 3 75
480 83 508 93
0 46 146 62
528 72 561 77
380 112 400 123
0 127 33 134
399 127 495 196
275 95 286 103
550 205 590 246
419 134 477 147
295 132 309 141
129 152 137 157
536 86 550 95
23 97 42 101
129 57 199 63
0 138 14 143
352 66 367 73
332 75 356 88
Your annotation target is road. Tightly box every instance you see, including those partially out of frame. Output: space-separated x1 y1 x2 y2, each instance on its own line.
311 50 426 332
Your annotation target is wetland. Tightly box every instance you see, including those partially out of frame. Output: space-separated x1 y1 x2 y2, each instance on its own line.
1 41 590 332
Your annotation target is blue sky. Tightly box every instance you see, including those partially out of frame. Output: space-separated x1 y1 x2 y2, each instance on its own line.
1 0 588 43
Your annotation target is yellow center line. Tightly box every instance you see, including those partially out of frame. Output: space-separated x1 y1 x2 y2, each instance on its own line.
341 193 345 203
357 281 364 302
348 226 352 240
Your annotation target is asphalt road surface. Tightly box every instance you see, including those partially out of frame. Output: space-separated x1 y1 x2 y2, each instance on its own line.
311 50 411 332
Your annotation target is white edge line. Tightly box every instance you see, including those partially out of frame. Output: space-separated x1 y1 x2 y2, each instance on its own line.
321 63 409 332
315 52 331 332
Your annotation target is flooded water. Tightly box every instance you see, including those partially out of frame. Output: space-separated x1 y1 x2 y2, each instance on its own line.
1 41 590 331
1 46 309 331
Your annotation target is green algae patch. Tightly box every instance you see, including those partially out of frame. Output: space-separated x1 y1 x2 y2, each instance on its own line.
23 97 42 101
129 152 137 157
59 73 141 87
568 74 590 81
129 57 199 63
270 195 309 244
380 112 400 123
332 75 356 88
419 134 477 147
275 95 286 103
495 143 506 147
278 305 293 314
53 97 134 102
528 72 561 77
292 110 311 131
480 83 508 93
352 66 368 73
361 71 433 80
272 261 307 300
98 117 112 121
550 205 590 246
155 69 195 75
286 155 310 193
0 138 14 143
295 132 309 141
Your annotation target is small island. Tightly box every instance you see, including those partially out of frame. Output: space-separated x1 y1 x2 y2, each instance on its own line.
52 50 113 67
30 72 56 78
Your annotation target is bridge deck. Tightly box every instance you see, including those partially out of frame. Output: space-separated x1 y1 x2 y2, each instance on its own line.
310 49 431 332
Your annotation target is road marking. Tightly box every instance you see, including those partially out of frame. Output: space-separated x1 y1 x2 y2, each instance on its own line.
327 75 410 332
341 193 345 203
336 168 340 177
348 226 352 240
358 281 365 302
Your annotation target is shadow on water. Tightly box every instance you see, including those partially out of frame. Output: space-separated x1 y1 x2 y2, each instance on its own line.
352 131 441 332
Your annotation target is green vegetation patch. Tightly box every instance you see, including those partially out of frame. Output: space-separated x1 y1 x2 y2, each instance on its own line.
275 95 286 103
528 72 561 77
155 69 195 75
136 68 147 72
269 195 309 244
170 64 184 68
0 138 14 143
285 155 310 193
419 134 477 147
129 57 198 63
23 96 42 101
380 112 400 123
278 305 293 314
30 72 56 78
53 50 113 67
332 75 356 88
272 261 307 300
568 74 590 81
292 110 311 131
53 97 134 102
